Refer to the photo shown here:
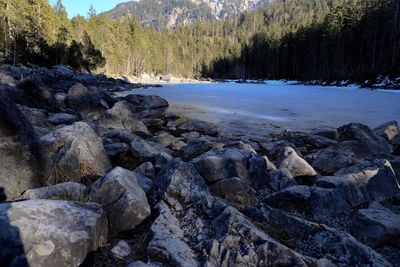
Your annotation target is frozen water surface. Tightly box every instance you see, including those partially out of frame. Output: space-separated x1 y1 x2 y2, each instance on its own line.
128 81 400 137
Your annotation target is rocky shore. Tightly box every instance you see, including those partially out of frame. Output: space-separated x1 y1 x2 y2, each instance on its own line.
0 64 399 267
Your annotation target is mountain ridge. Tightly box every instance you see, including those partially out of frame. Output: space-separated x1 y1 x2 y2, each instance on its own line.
106 0 276 29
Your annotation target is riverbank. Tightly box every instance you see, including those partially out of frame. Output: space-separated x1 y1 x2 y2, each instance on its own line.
0 64 399 266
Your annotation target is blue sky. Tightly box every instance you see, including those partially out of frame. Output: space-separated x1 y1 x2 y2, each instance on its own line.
48 0 130 18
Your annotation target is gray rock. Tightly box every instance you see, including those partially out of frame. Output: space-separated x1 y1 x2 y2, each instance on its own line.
266 168 297 191
111 240 132 259
374 120 399 142
152 131 178 147
245 205 392 266
17 105 50 128
105 143 130 158
0 200 108 267
98 100 150 137
352 206 400 248
148 201 200 267
177 119 219 137
143 118 165 131
124 94 169 111
312 141 372 175
277 147 317 179
90 167 151 232
263 156 277 171
41 122 111 183
210 177 256 207
135 174 153 193
192 148 266 189
274 131 336 150
134 162 155 180
130 136 160 165
338 123 392 155
181 140 212 161
155 160 210 211
68 83 114 118
0 92 52 200
102 129 138 143
47 113 78 125
266 185 311 212
311 129 339 141
310 160 400 218
259 140 296 160
22 182 88 201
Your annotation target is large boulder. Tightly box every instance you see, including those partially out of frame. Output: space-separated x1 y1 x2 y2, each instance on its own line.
0 200 108 267
352 204 400 248
0 92 51 200
68 83 115 118
374 120 399 142
123 94 169 111
148 201 200 267
154 160 210 211
192 148 266 189
245 205 392 266
41 122 111 184
338 123 392 156
312 141 373 175
276 147 317 179
22 182 88 201
130 136 161 166
209 177 256 208
97 100 150 137
177 119 220 137
90 167 150 232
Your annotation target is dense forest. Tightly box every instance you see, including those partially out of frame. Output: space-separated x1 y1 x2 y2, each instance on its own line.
0 0 399 82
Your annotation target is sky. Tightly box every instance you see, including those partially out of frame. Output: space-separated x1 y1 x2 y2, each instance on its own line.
48 0 129 18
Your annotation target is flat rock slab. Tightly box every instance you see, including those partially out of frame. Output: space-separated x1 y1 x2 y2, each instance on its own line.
0 200 108 267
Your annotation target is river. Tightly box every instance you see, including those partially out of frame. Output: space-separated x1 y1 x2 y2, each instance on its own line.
128 81 400 137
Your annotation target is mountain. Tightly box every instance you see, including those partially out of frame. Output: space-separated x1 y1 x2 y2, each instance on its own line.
106 0 276 29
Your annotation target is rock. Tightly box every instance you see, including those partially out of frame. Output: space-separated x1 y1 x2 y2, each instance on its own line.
154 151 174 172
224 141 257 154
177 119 219 137
393 135 400 155
192 148 266 189
155 160 210 211
127 261 161 267
311 129 339 140
210 177 256 207
263 156 277 171
274 131 336 151
352 206 400 248
0 92 52 200
135 174 153 193
130 136 160 165
245 205 392 266
143 118 165 131
181 140 212 161
310 160 400 218
98 100 150 137
17 78 60 111
338 123 392 155
17 105 50 128
47 113 79 125
68 83 115 118
152 131 178 147
312 141 373 175
90 167 150 232
266 168 297 192
105 143 130 158
374 120 399 141
111 240 132 259
211 206 313 266
41 122 111 183
0 200 108 267
22 182 88 201
266 185 311 212
102 129 138 143
259 140 296 160
124 94 169 111
134 162 155 180
277 147 317 180
148 201 200 267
